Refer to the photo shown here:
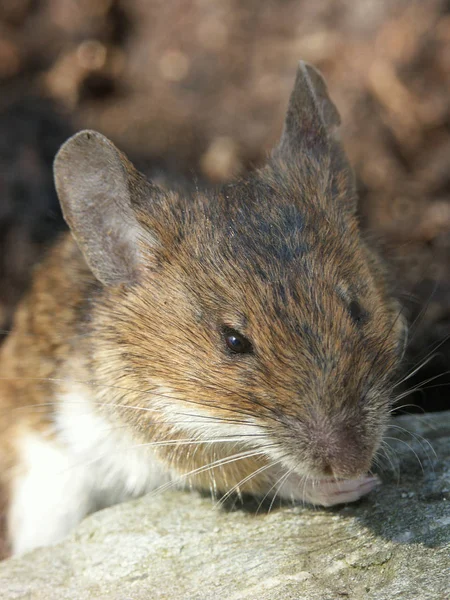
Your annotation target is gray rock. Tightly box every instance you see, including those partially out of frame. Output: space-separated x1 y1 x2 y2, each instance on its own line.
1 412 449 600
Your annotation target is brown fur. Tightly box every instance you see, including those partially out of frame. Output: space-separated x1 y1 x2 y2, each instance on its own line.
88 156 403 481
0 235 98 554
0 63 405 555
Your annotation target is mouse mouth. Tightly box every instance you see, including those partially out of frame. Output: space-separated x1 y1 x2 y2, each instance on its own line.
315 476 347 482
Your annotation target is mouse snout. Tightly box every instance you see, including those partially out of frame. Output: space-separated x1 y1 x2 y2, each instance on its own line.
304 418 374 480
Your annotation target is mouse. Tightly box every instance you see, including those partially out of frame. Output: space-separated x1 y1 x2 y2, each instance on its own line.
0 62 406 557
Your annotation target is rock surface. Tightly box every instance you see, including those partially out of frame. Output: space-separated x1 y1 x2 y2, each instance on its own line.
1 412 449 600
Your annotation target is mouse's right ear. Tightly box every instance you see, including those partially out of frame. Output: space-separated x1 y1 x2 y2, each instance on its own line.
274 61 355 208
54 130 159 287
276 61 340 158
274 62 349 169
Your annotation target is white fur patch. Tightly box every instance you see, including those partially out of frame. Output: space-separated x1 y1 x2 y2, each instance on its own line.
55 390 172 506
9 386 273 554
9 432 92 555
9 390 171 554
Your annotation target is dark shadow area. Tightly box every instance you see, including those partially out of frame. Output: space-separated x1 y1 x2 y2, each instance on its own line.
0 94 70 338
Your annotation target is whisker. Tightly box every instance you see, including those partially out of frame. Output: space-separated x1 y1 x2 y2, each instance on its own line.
176 411 255 427
267 466 296 513
373 442 396 480
122 436 267 449
151 448 275 498
9 399 160 414
363 303 406 392
405 279 439 345
383 437 425 474
215 461 279 508
7 400 266 431
392 370 450 401
60 435 272 482
395 331 450 394
390 403 425 414
386 424 437 459
300 472 311 505
396 291 421 305
377 442 400 482
255 454 293 514
392 354 444 389
0 376 266 423
92 423 263 440
183 376 282 425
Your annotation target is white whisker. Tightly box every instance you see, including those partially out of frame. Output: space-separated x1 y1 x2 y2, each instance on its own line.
383 437 425 474
386 424 437 459
267 466 295 513
392 354 440 389
150 448 273 499
215 461 280 507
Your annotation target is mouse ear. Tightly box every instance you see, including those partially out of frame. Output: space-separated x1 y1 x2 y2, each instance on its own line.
276 61 341 159
54 130 158 286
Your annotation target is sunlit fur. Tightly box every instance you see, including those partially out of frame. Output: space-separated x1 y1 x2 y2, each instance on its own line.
86 151 405 487
0 66 407 555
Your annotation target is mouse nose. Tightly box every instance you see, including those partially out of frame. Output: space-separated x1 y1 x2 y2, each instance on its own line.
315 448 370 480
307 423 373 479
321 463 334 477
320 459 364 480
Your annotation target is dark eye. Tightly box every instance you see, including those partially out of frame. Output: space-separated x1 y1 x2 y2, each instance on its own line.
348 300 366 326
222 327 253 355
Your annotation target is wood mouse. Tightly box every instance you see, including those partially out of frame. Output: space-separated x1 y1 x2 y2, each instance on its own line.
0 62 406 556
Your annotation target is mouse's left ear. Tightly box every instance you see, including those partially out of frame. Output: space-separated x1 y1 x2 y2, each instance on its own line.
54 130 162 287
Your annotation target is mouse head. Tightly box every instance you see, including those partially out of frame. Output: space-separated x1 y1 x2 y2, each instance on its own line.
54 62 406 482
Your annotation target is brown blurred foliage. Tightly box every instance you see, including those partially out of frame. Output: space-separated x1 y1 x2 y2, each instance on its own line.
0 0 449 407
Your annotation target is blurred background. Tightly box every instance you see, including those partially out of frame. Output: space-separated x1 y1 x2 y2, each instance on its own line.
0 0 449 411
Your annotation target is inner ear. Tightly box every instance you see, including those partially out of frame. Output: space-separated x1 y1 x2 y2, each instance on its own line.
54 130 160 286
